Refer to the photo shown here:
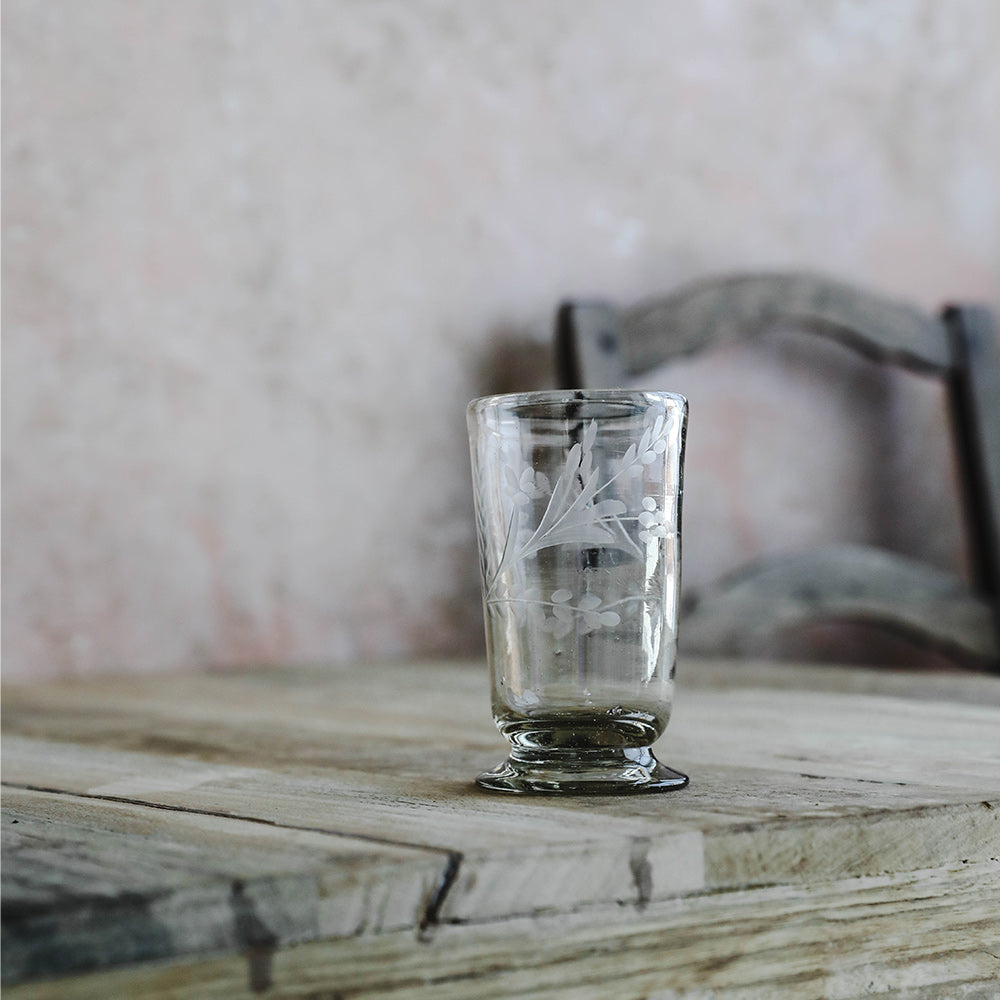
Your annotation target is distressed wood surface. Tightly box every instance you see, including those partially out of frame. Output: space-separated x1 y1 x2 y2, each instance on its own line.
9 863 1000 1000
3 657 1000 998
2 787 448 987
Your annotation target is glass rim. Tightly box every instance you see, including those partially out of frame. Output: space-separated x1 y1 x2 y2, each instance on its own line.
468 388 687 417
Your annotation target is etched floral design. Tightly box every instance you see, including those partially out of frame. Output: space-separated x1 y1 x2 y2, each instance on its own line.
638 496 670 543
543 589 622 639
615 407 671 477
481 403 676 632
503 465 551 506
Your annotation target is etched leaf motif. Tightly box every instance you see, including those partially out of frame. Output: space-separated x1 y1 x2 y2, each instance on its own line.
502 464 551 506
483 403 674 607
593 499 627 518
533 443 586 537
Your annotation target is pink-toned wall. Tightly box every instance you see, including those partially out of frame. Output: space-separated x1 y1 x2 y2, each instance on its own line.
4 0 999 680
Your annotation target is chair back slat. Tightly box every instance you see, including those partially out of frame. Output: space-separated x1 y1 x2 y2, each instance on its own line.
621 273 954 376
554 272 1000 669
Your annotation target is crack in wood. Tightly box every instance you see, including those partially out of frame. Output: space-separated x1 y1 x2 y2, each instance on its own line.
629 837 653 910
417 851 462 942
0 781 452 859
798 773 910 786
230 880 278 994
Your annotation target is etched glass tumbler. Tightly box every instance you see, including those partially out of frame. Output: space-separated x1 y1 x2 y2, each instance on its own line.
468 390 688 793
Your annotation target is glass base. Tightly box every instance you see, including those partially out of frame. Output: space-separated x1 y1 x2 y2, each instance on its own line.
476 745 688 795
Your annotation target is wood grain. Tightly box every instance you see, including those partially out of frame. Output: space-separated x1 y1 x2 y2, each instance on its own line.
7 864 999 1000
1 786 450 985
4 658 1000 996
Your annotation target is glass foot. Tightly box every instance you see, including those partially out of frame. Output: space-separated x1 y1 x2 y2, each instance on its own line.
476 746 688 795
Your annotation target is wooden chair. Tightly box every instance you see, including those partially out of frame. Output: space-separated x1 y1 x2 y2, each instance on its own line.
555 272 1000 668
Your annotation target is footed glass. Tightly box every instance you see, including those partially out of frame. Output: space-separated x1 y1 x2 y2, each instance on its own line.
468 389 689 794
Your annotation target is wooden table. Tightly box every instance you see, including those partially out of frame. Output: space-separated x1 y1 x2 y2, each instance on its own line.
3 658 999 999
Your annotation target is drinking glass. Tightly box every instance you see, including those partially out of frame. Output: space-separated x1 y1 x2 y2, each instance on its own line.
467 389 688 793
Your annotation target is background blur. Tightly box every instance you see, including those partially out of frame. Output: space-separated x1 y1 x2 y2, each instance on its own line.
4 0 999 681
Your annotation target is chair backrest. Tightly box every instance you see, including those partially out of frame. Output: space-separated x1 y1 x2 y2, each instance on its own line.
556 272 1000 668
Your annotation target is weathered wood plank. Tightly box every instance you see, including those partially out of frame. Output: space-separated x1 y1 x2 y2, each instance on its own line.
2 736 707 924
5 661 999 902
8 862 999 1000
682 655 1000 704
6 654 999 709
4 721 998 924
6 657 999 790
1 787 450 985
4 659 999 992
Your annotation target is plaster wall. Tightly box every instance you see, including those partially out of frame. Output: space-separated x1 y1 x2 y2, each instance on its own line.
4 0 999 678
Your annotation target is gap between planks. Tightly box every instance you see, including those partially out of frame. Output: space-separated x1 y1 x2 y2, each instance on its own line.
1 779 460 861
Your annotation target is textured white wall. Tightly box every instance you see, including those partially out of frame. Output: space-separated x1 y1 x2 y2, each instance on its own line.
4 0 999 679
